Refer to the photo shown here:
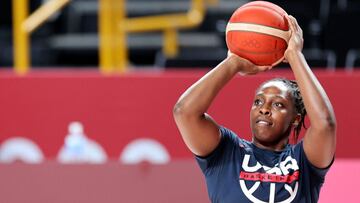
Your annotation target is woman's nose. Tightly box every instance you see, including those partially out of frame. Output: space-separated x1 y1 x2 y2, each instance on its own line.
259 106 271 116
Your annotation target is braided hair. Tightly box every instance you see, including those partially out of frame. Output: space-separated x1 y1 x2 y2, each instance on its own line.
260 78 307 143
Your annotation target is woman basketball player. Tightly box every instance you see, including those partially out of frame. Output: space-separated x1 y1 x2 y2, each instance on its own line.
173 15 336 202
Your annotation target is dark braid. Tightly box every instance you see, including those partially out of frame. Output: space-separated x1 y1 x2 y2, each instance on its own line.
260 78 307 143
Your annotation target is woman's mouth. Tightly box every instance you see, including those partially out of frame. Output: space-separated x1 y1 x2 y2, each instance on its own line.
256 119 273 126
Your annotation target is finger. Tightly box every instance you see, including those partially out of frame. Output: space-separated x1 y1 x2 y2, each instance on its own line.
291 16 299 27
289 15 300 33
299 28 303 38
291 16 303 35
286 15 295 33
291 16 303 34
258 66 271 71
285 14 290 26
298 25 303 37
291 17 298 33
266 66 274 70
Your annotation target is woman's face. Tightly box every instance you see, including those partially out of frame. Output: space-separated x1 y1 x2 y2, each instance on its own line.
250 81 297 145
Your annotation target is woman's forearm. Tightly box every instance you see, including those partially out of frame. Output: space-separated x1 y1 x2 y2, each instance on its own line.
287 51 336 129
174 55 242 116
173 53 269 156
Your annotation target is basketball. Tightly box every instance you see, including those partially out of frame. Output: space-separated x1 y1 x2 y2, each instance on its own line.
226 1 290 66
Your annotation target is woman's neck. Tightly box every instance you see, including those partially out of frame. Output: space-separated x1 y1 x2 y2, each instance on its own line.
251 137 289 152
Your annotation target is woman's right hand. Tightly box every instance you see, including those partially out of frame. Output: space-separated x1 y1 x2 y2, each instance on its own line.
227 52 271 75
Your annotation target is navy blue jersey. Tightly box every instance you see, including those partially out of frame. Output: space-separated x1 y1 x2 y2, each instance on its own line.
196 126 332 203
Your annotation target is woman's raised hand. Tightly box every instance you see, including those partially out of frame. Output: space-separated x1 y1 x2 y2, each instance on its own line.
227 52 271 75
284 15 304 61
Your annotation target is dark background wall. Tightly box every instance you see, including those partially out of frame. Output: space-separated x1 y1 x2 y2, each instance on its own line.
1 0 360 69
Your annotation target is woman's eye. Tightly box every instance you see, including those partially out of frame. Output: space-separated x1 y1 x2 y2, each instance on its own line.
254 99 262 106
274 103 284 108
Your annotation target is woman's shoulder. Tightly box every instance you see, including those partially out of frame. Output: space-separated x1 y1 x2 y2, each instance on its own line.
219 126 253 151
219 126 250 144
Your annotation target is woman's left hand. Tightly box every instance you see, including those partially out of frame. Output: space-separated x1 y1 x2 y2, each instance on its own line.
284 15 304 62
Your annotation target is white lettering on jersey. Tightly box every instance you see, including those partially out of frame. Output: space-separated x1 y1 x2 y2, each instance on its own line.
240 181 298 203
242 153 262 172
240 154 300 202
242 154 299 175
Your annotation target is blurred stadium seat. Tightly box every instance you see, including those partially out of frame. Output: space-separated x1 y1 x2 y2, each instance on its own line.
303 48 337 70
345 49 360 70
1 0 359 69
323 3 360 68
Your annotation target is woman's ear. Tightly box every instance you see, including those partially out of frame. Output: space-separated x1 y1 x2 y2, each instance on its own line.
293 113 302 126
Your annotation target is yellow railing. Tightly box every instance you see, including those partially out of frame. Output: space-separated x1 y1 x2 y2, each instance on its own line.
99 0 216 74
13 0 70 75
14 0 217 75
99 0 127 74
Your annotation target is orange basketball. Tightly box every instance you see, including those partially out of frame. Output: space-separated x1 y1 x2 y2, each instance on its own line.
226 1 290 66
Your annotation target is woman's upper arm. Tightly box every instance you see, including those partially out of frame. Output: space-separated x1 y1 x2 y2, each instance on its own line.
173 110 221 157
302 124 336 169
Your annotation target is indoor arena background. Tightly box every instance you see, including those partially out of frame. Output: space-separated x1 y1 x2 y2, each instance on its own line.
1 0 360 202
